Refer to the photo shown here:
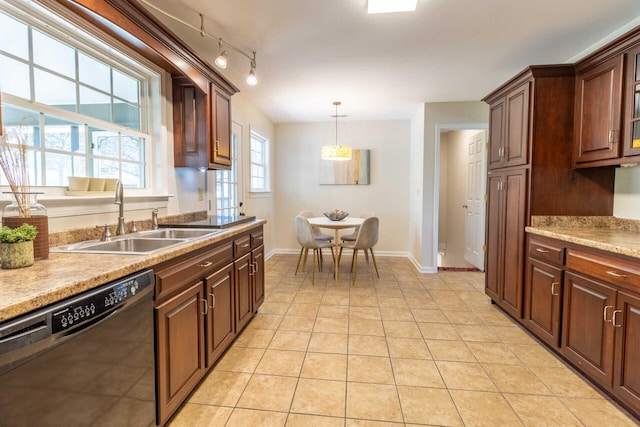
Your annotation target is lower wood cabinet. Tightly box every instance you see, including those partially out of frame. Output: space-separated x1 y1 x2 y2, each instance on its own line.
561 271 617 387
205 263 235 366
154 225 265 425
155 281 206 425
522 234 640 419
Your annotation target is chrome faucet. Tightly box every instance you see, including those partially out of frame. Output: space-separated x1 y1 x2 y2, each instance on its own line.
151 209 159 230
114 179 126 235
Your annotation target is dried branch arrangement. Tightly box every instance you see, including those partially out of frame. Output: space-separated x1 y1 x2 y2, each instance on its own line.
0 126 32 217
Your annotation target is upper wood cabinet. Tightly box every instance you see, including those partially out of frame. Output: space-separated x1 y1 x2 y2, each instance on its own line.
173 76 233 170
573 56 624 166
487 82 530 170
623 43 640 159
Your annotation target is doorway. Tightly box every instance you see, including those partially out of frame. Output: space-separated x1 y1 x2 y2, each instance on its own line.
437 128 487 270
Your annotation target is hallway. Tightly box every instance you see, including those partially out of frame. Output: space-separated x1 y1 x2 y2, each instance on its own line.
169 254 638 426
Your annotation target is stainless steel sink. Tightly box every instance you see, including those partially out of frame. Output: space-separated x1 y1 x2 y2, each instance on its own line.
51 228 221 254
136 228 221 239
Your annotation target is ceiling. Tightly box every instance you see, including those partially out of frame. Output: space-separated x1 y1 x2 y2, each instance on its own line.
143 0 640 123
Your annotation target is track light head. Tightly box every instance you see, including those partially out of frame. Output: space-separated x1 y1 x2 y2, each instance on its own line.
246 52 257 85
215 51 228 69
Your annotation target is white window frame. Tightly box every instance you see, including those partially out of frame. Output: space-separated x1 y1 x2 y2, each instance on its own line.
0 0 158 193
249 130 270 193
215 121 241 216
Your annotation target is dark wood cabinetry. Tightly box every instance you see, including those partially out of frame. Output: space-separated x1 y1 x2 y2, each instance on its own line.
488 83 530 170
623 44 640 159
524 235 565 347
154 225 264 425
573 56 624 166
485 168 527 318
155 281 206 425
483 65 614 318
613 290 640 410
205 263 235 365
172 77 233 170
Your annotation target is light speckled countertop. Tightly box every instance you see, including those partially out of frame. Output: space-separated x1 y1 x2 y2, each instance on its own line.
0 219 266 323
527 216 640 259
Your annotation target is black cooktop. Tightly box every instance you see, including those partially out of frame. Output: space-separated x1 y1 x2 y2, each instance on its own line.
163 215 256 229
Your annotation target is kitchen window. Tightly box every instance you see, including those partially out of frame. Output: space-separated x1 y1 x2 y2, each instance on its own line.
250 131 270 192
216 124 239 216
0 5 153 189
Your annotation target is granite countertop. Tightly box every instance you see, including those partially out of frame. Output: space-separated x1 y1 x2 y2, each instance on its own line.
0 219 266 323
526 216 640 260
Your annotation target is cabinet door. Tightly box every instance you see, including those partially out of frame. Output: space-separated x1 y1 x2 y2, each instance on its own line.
613 290 640 410
524 258 563 347
172 77 207 168
155 281 206 426
488 97 506 170
562 272 617 387
623 45 640 158
574 56 624 165
234 252 253 332
210 88 232 169
499 168 527 318
252 245 265 311
205 263 235 366
485 173 503 301
503 83 530 168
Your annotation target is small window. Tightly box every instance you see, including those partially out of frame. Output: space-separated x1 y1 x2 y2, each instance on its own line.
216 129 238 216
250 131 269 192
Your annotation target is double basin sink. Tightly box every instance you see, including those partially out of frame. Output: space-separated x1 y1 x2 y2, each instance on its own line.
52 228 222 255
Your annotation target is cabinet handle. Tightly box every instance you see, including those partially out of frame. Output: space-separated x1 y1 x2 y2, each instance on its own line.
609 129 618 145
253 261 259 273
604 305 614 322
612 309 623 328
198 261 213 268
209 293 216 309
249 263 255 276
551 282 560 296
201 298 208 315
535 248 550 253
606 270 627 278
241 243 249 248
215 140 220 152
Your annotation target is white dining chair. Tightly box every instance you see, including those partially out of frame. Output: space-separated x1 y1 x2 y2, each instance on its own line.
338 216 379 286
295 215 335 285
299 210 333 269
341 211 375 242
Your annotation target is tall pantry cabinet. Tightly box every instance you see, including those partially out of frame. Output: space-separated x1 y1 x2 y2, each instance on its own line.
482 65 615 318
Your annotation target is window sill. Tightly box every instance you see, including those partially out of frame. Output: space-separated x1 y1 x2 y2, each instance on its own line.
248 191 272 199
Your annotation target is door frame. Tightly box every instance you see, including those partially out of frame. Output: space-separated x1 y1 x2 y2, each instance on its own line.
433 123 488 271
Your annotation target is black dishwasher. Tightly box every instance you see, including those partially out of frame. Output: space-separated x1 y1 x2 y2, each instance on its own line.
0 269 155 427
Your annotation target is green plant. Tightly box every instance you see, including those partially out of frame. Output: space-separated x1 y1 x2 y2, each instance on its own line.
0 224 37 243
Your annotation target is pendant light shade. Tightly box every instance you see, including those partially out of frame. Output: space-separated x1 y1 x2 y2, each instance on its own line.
321 101 352 161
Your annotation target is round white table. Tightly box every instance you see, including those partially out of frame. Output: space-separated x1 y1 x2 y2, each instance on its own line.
307 216 364 279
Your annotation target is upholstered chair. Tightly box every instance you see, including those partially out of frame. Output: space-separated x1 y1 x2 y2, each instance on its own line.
295 215 335 285
338 216 379 285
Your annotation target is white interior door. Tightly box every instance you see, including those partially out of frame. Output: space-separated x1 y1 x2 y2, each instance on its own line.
464 131 487 270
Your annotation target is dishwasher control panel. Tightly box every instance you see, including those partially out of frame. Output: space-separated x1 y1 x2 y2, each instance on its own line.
50 270 153 333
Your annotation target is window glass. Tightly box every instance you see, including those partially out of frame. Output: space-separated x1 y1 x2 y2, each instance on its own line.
78 52 111 92
0 56 30 99
0 8 150 188
250 131 269 192
32 29 75 76
79 86 111 122
113 69 139 104
0 11 28 60
33 69 76 111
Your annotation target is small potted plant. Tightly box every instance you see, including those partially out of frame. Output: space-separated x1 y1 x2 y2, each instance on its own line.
0 223 37 269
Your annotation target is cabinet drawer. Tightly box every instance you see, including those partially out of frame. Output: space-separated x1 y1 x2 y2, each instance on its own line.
528 237 565 265
251 230 264 249
566 248 640 291
234 235 252 258
155 242 233 300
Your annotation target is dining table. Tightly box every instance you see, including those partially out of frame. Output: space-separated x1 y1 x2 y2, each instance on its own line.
307 216 364 280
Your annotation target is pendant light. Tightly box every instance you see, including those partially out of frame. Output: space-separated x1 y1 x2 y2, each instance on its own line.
321 102 352 161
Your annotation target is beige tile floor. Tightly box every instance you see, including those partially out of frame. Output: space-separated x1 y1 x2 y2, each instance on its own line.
169 254 640 427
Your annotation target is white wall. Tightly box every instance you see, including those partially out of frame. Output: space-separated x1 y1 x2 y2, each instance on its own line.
408 105 425 269
614 166 640 220
274 120 411 255
420 102 490 272
230 93 276 257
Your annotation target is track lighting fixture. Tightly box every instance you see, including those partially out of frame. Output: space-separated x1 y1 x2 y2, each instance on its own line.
140 0 258 85
214 39 227 69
